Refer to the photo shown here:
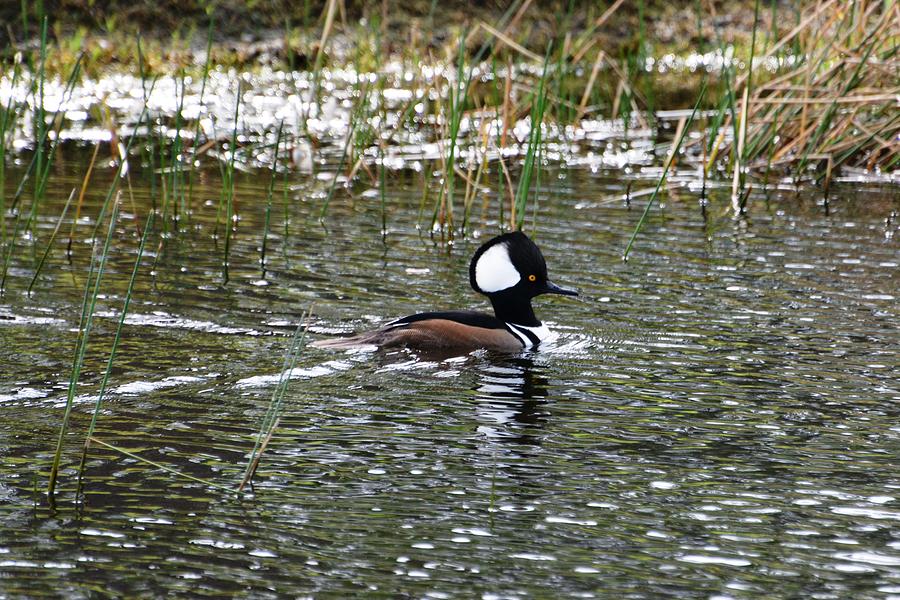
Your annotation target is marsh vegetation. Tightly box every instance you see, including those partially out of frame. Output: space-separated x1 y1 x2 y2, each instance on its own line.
1 1 898 596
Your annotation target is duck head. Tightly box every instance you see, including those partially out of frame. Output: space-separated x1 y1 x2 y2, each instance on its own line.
469 231 577 325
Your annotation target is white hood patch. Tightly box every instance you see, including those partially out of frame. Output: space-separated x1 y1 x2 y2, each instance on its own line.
475 243 521 293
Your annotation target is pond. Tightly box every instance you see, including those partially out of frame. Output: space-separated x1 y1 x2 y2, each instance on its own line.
1 130 899 597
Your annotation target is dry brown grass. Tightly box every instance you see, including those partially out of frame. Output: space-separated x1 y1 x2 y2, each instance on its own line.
719 0 898 181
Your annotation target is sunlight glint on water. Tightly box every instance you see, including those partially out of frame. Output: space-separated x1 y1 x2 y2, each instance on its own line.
1 151 898 596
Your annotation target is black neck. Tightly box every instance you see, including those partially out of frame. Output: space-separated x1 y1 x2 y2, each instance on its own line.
489 293 541 327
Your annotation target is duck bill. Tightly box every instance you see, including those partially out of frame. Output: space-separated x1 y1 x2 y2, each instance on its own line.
543 280 578 297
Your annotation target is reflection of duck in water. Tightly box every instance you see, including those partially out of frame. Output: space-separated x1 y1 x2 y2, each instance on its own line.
312 232 577 353
474 356 551 445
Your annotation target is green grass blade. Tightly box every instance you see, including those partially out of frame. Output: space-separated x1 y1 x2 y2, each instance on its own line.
27 187 76 295
514 45 553 231
12 52 83 209
239 314 310 491
76 212 155 488
261 120 285 273
87 437 234 493
223 82 243 283
48 199 121 496
623 82 707 261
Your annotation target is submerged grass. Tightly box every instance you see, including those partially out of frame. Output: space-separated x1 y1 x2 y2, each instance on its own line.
239 314 311 492
86 437 235 493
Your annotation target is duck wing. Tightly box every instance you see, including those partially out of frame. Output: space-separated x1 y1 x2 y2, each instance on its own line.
311 311 522 352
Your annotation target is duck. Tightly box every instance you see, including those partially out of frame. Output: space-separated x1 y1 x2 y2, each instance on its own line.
311 231 577 352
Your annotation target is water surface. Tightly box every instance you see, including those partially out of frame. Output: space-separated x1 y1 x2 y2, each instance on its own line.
1 151 899 597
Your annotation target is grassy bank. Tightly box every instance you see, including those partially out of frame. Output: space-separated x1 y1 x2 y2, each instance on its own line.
0 0 896 235
5 1 768 69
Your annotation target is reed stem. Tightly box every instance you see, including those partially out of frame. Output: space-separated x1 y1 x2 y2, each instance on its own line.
261 121 285 273
48 198 121 496
239 313 311 491
77 212 155 489
623 83 706 261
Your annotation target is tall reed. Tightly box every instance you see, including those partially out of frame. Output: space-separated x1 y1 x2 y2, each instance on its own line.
66 143 101 258
714 1 897 177
731 0 762 213
425 0 526 237
27 187 75 295
222 83 243 283
1 57 83 293
47 197 120 496
168 71 187 225
623 83 706 261
0 53 24 239
186 20 215 212
47 94 154 493
513 46 552 231
10 52 83 208
434 32 470 236
261 121 285 273
32 16 47 213
77 212 155 490
319 83 368 220
239 315 310 491
311 0 339 109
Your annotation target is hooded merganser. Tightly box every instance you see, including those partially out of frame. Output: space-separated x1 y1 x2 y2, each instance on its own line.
312 231 577 352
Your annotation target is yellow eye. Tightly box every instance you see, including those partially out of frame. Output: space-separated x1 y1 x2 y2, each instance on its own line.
528 274 537 282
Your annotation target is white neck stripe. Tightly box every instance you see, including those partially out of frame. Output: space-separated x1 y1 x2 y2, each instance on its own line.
507 322 550 347
506 325 532 346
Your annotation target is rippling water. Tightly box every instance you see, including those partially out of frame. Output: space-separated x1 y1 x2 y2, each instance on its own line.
1 149 899 597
